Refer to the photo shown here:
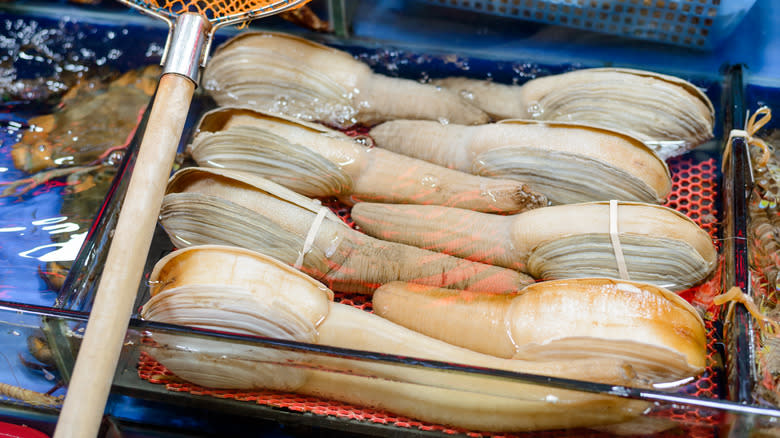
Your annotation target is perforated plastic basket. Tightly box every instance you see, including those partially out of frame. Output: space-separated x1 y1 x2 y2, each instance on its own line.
419 0 757 49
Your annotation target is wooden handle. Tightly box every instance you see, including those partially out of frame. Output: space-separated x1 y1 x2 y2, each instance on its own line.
53 73 195 438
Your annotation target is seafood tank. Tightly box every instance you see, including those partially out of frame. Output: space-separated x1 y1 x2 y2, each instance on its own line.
1 0 780 436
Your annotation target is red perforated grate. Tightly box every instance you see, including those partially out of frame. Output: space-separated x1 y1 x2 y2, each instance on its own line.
664 157 723 311
664 157 719 241
138 156 725 437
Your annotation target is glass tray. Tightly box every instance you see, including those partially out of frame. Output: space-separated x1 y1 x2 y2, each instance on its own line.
55 46 780 438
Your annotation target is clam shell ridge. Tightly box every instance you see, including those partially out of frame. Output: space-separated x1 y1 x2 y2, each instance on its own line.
140 244 333 390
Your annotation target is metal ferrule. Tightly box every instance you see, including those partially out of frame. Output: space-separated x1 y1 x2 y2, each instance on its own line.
163 13 210 84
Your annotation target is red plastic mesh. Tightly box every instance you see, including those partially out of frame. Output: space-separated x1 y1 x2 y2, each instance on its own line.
664 157 719 240
138 156 725 437
664 156 724 311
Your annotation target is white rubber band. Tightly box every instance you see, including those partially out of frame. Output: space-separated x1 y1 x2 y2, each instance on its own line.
294 206 329 270
608 200 630 281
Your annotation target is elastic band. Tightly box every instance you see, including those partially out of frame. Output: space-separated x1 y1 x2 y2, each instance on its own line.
608 200 630 281
294 206 329 270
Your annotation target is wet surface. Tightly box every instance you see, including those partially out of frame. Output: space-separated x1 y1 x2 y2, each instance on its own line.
0 12 163 307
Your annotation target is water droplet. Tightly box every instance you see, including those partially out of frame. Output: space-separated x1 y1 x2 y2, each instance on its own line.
325 235 341 257
106 150 125 166
437 118 450 125
527 101 543 117
10 330 21 336
335 155 355 166
353 135 372 147
54 155 74 166
480 188 498 202
458 90 474 101
275 96 288 107
202 79 220 91
145 42 164 58
421 174 439 189
610 386 630 397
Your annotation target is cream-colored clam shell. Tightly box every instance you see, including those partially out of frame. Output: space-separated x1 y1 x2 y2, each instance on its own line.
203 31 489 128
373 278 707 377
434 67 715 158
187 107 547 213
369 119 671 204
350 201 716 291
160 167 533 294
141 245 333 390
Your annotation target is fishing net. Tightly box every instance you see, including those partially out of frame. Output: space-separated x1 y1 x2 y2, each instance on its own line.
123 0 308 23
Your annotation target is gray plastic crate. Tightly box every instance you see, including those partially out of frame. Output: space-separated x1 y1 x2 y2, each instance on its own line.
420 0 757 48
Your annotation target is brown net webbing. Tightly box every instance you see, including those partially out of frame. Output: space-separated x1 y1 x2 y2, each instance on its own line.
125 0 309 22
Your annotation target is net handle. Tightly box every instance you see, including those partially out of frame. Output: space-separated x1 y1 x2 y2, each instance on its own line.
52 3 310 436
52 73 196 438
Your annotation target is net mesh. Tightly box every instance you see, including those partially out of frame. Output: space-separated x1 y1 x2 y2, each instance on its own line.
138 156 726 436
418 0 746 49
124 0 309 23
